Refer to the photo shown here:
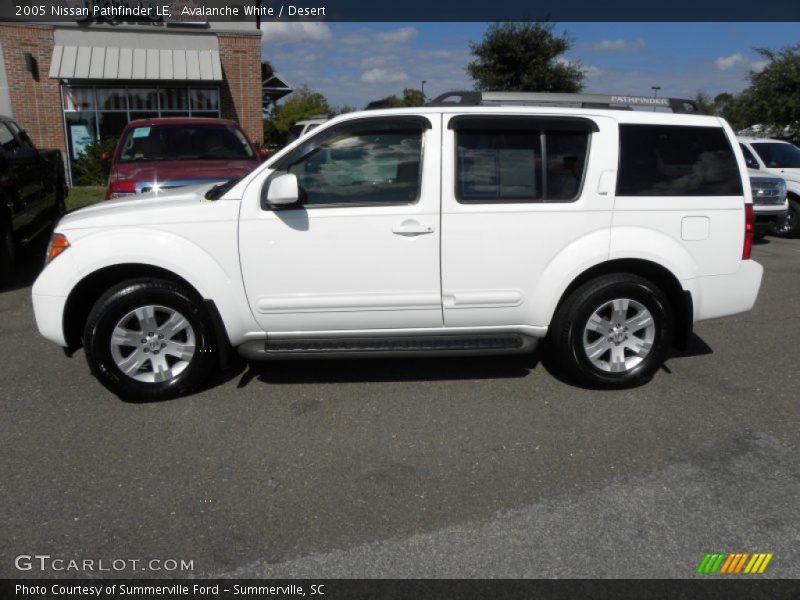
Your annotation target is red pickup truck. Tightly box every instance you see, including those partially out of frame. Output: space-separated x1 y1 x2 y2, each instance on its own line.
104 117 265 200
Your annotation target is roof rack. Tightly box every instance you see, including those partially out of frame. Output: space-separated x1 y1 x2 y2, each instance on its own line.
426 91 701 114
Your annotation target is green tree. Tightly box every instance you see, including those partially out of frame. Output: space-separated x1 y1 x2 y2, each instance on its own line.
467 22 584 92
694 91 749 131
72 137 117 186
739 45 800 136
263 86 331 146
366 88 425 109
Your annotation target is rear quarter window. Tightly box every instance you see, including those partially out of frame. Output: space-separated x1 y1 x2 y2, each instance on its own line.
617 124 742 197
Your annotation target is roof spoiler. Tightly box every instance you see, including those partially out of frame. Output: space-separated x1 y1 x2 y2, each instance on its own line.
426 91 701 114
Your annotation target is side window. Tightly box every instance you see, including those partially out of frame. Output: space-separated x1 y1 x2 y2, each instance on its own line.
739 143 760 170
457 131 542 201
454 118 591 203
617 124 743 196
0 123 20 153
6 121 33 150
278 118 427 207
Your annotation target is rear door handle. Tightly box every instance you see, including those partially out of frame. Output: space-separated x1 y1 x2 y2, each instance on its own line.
392 220 435 236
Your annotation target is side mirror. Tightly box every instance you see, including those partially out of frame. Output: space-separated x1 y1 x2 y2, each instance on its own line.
258 147 269 161
266 172 300 208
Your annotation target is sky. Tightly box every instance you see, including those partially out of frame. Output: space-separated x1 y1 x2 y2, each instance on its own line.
259 22 800 109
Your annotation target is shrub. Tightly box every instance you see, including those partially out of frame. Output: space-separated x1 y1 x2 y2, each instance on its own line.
72 138 118 186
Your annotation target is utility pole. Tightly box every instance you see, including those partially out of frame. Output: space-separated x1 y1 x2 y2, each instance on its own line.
421 80 427 103
651 86 661 112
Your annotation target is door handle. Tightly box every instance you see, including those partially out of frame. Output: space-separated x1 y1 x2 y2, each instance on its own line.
392 220 435 236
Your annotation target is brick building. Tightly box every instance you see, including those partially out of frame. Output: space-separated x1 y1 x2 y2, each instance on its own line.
0 20 264 184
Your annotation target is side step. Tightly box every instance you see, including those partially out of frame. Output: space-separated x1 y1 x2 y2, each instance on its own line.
238 333 538 360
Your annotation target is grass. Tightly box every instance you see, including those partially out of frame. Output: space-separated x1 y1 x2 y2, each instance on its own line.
67 186 106 212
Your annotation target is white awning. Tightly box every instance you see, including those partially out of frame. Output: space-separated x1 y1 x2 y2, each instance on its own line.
49 45 222 81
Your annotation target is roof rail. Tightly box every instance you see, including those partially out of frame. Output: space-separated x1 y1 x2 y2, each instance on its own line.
427 91 701 114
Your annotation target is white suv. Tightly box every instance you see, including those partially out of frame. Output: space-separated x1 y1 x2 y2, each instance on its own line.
33 92 763 400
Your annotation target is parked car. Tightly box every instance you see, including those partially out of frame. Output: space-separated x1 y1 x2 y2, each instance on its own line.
33 91 763 400
103 117 266 200
286 116 328 144
0 116 67 287
739 137 800 237
748 175 787 239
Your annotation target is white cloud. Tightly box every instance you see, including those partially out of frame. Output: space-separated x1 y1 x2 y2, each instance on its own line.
261 22 332 44
376 27 418 43
361 57 387 69
360 68 409 84
750 59 769 72
589 38 645 52
715 53 745 71
583 64 602 78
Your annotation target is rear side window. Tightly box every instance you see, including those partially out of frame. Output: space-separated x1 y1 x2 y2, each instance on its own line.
617 125 742 196
454 117 592 203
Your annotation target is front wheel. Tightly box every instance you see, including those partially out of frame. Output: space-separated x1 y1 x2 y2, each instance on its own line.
84 279 217 401
772 197 800 238
549 274 674 388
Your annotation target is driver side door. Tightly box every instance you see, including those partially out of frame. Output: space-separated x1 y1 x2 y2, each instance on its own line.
238 115 443 333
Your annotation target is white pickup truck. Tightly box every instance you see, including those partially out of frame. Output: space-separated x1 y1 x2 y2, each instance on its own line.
32 92 763 400
739 137 800 237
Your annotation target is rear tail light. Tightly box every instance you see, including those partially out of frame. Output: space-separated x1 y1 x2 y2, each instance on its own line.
106 180 137 200
743 203 754 260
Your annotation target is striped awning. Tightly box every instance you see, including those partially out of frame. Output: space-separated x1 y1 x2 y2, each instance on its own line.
49 46 222 81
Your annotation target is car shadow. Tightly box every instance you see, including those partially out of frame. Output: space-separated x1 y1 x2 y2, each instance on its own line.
237 352 540 387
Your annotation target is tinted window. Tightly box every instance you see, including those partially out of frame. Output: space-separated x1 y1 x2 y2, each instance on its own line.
0 123 18 153
617 125 742 196
118 124 254 162
456 127 589 202
5 121 33 150
751 142 800 168
284 123 423 206
739 143 760 170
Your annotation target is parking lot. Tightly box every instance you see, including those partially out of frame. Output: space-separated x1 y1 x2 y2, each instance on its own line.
1 237 799 579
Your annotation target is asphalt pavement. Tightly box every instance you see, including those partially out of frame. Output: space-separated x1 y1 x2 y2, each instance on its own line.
1 237 799 579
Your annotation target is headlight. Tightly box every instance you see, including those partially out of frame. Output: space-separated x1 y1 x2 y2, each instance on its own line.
778 179 787 202
45 232 70 265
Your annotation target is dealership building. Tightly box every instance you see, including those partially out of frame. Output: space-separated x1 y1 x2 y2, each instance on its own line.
0 17 284 183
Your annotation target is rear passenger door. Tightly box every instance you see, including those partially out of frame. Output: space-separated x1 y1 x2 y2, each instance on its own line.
612 122 745 277
440 114 616 328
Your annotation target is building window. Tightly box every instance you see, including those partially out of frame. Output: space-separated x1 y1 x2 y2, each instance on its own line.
61 85 222 171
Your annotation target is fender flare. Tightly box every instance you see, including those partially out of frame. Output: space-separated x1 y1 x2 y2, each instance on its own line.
65 228 259 345
531 227 696 327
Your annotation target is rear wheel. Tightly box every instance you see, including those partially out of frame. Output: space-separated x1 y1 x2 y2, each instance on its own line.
84 278 217 401
772 197 800 238
550 274 674 388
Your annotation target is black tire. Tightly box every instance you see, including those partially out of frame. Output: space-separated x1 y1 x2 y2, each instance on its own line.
771 197 800 238
83 278 217 401
0 223 15 289
549 273 674 389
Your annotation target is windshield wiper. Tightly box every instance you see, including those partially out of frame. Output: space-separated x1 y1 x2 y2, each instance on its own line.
205 176 242 201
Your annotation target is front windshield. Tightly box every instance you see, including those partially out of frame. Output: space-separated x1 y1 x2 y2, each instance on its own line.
118 124 255 162
751 142 800 169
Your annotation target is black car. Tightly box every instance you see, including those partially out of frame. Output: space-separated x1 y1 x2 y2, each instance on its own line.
0 116 67 287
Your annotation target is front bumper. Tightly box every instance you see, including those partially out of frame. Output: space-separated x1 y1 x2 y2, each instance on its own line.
32 293 69 346
754 207 788 234
685 260 764 323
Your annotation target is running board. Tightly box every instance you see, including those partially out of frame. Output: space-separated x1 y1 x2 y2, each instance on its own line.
238 333 538 360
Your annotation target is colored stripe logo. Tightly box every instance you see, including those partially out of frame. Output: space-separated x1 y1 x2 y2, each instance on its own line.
696 552 773 574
